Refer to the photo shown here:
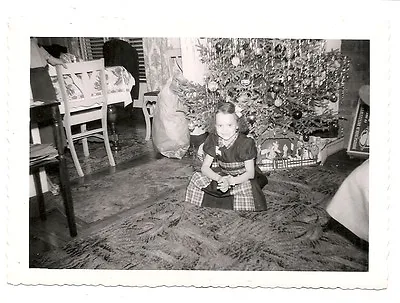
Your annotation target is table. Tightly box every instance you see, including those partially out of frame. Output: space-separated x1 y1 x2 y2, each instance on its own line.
30 100 77 237
48 65 135 150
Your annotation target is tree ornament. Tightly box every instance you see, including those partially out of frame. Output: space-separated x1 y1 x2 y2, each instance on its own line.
330 93 338 103
231 56 240 66
273 84 281 93
215 42 222 54
208 81 218 92
241 79 250 86
329 121 339 135
292 110 303 120
247 115 256 125
274 97 283 107
303 134 310 142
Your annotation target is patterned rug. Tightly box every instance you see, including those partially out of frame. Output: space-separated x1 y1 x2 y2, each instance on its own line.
31 164 368 271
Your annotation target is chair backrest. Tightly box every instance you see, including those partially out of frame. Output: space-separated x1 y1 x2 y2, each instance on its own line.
136 82 147 104
49 59 108 126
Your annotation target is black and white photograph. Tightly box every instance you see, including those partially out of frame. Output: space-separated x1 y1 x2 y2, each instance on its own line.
27 36 370 272
3 1 399 300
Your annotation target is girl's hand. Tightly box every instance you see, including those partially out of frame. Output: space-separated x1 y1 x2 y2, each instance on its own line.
48 56 68 69
217 176 230 192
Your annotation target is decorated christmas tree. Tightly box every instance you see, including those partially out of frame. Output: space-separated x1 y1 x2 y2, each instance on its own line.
174 38 350 138
173 38 351 169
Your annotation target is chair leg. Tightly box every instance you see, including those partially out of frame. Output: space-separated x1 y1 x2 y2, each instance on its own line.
81 124 89 157
58 159 78 237
65 128 84 177
32 171 46 221
142 99 152 141
102 119 115 167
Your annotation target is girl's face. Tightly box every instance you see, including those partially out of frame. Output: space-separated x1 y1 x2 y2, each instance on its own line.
215 112 238 140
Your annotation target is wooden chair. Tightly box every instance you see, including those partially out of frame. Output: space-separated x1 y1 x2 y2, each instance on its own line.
138 83 158 141
50 59 115 177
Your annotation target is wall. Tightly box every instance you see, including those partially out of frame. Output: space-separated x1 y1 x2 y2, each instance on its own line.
339 40 370 148
325 39 342 51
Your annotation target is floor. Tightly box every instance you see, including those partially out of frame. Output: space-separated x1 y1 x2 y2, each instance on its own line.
29 40 370 265
29 109 160 258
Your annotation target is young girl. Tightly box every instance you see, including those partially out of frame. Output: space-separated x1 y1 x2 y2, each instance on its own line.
185 102 268 211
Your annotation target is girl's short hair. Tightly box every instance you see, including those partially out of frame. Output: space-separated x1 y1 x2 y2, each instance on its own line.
208 101 249 134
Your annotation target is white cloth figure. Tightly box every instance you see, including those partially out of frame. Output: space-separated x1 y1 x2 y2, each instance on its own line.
326 159 369 241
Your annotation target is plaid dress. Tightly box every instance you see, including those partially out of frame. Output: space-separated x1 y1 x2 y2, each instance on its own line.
185 133 268 211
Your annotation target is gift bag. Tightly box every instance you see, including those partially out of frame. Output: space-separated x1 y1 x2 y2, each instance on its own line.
152 76 190 159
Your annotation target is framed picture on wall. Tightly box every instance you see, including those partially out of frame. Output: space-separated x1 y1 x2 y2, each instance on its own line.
347 98 370 158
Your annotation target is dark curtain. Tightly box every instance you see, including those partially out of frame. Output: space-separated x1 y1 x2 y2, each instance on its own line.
103 39 140 100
